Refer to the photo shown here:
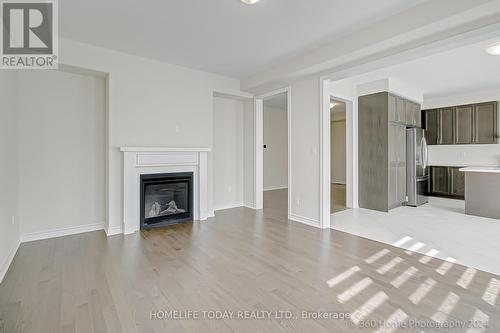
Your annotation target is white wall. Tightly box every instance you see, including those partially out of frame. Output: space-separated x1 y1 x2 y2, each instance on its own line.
263 106 288 191
213 97 244 210
331 119 346 184
243 99 255 208
289 78 321 225
17 70 106 238
57 38 246 234
0 72 20 283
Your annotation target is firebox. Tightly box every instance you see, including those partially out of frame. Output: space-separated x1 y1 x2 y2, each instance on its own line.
140 172 193 229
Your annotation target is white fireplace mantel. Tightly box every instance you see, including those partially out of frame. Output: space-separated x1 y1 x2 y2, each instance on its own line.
120 147 211 152
120 147 211 234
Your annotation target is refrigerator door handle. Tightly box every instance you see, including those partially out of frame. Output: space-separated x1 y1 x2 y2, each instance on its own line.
421 136 428 170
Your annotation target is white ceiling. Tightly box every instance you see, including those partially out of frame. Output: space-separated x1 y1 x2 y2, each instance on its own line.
60 0 425 78
264 92 287 109
332 37 500 99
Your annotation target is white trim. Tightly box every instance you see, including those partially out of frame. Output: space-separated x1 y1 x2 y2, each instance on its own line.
320 79 331 228
320 80 358 229
106 225 123 236
244 202 256 209
120 147 211 152
254 87 292 222
0 239 20 284
213 202 244 212
288 214 322 228
207 210 215 218
21 223 104 243
263 185 288 192
254 98 264 210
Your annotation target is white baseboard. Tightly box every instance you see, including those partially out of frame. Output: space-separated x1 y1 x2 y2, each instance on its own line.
21 223 104 243
0 238 20 284
244 202 256 209
106 225 123 236
289 214 321 228
264 185 288 192
213 202 244 212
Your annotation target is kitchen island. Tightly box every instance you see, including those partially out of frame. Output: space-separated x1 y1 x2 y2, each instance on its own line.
459 166 500 219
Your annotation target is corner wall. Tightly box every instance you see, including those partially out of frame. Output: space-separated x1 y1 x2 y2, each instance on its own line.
57 38 245 234
0 72 20 282
213 97 244 210
17 70 106 240
289 78 321 226
243 99 256 208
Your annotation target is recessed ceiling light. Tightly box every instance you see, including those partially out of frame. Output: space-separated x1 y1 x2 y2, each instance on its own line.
241 0 260 4
485 42 500 55
330 102 338 109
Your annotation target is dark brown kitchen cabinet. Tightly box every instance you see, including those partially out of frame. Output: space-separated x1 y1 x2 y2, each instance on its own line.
396 96 406 123
423 101 498 145
405 100 421 127
359 92 412 212
454 105 474 144
450 167 465 198
439 107 454 144
423 109 438 145
429 166 464 199
431 166 450 196
475 102 497 144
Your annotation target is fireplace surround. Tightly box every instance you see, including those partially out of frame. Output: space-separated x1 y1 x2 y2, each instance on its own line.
120 147 210 234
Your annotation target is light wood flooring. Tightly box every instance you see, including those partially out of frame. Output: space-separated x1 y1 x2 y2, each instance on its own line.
1 196 499 332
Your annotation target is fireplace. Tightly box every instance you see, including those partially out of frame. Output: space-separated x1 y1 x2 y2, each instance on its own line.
140 172 193 229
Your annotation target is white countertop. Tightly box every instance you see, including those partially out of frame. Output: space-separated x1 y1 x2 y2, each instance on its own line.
459 166 500 174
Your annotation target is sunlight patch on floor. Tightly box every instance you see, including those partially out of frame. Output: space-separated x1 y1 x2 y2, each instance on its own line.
431 292 460 323
327 266 360 288
350 291 388 325
337 278 372 304
457 267 477 289
482 278 500 306
377 257 403 275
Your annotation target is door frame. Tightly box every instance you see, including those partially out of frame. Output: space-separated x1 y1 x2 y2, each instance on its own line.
320 79 357 228
254 87 292 219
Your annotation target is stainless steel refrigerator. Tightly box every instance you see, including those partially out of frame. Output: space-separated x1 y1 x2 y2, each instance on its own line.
406 128 429 206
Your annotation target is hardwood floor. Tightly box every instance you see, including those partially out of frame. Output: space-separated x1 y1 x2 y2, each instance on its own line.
1 202 499 332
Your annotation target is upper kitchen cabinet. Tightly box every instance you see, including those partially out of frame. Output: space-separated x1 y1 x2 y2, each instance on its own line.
388 94 407 124
388 93 421 126
439 107 455 144
475 102 498 144
454 105 474 144
422 101 498 145
405 100 421 127
423 109 438 145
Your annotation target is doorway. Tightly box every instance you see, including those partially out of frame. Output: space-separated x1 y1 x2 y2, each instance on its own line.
254 88 291 220
330 98 347 213
262 92 289 219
